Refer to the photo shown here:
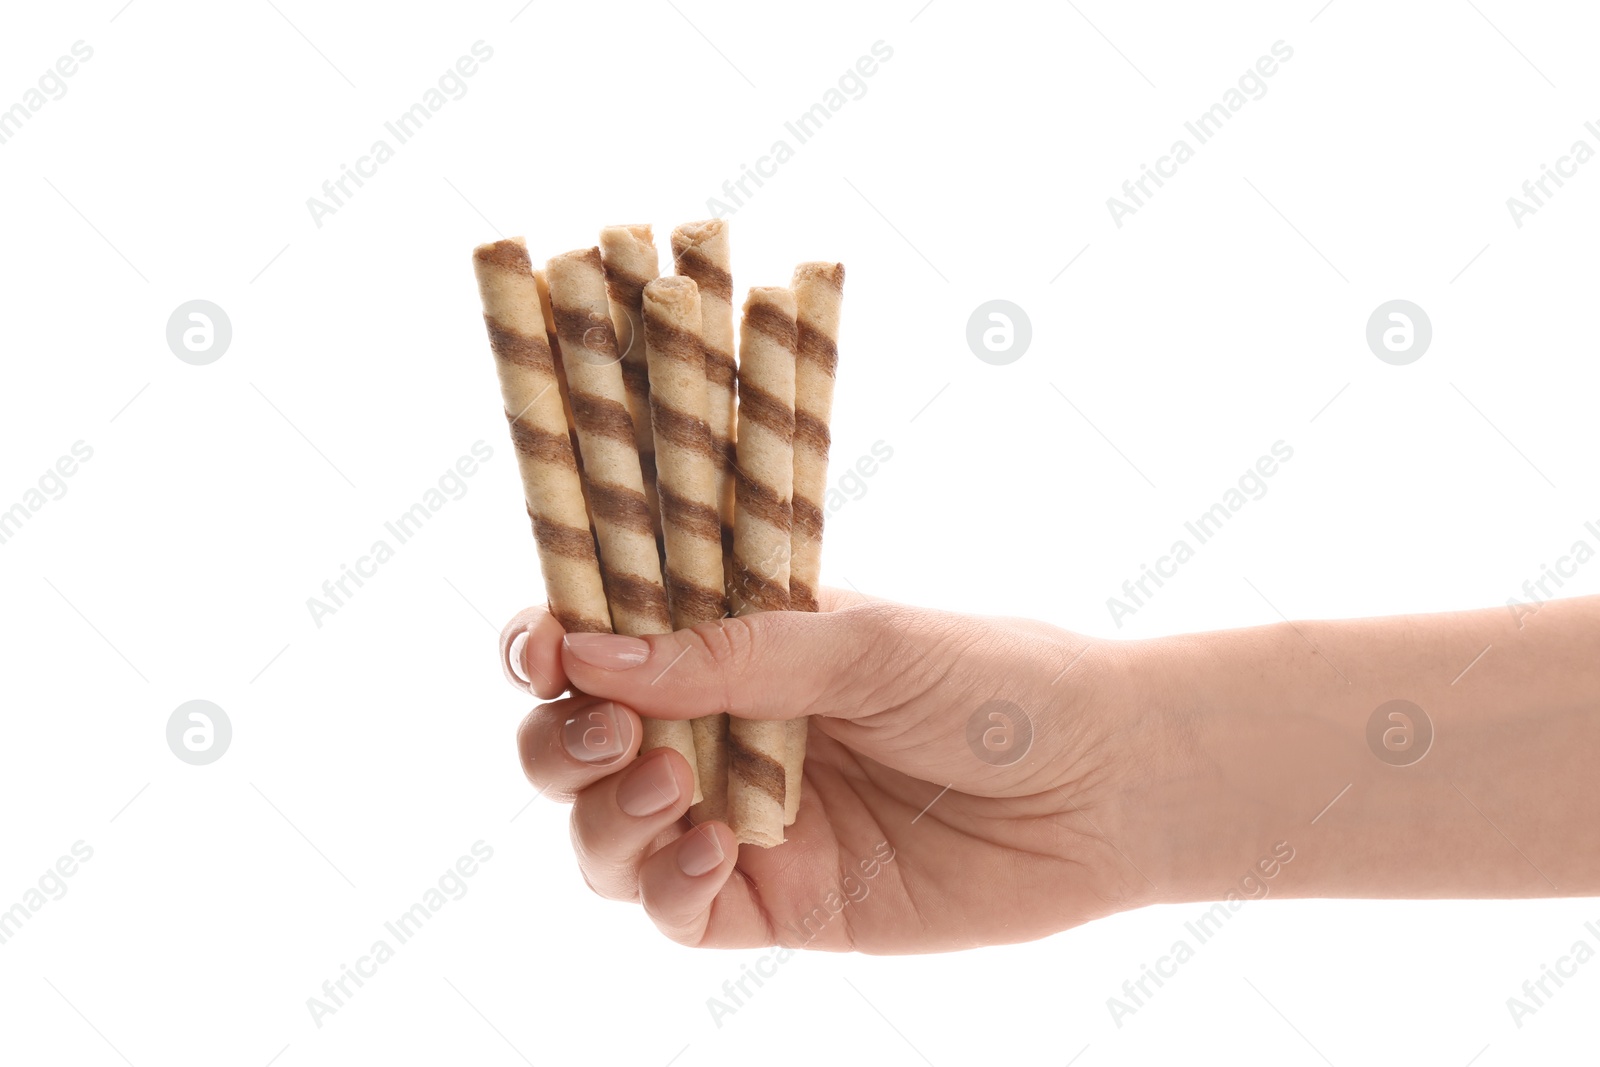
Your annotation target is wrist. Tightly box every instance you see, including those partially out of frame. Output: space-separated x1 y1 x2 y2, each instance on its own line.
1082 621 1326 908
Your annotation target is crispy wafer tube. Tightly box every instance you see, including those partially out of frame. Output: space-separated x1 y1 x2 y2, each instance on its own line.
727 286 798 847
472 238 612 638
598 225 663 540
546 248 700 802
643 276 731 824
534 268 592 520
782 261 844 825
670 220 737 582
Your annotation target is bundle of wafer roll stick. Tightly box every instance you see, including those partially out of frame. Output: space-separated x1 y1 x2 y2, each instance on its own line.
471 220 842 848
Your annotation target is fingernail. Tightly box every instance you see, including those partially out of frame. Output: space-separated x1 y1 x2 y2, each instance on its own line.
677 825 726 877
507 631 531 686
562 702 630 763
616 753 681 817
564 632 650 670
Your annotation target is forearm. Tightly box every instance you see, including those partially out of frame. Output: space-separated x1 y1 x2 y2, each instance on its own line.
1114 595 1600 904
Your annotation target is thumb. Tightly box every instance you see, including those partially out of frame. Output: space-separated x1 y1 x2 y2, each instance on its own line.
558 603 925 721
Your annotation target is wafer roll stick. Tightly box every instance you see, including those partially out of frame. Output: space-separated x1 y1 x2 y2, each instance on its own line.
534 268 592 520
782 262 844 825
472 239 611 637
546 248 700 802
598 225 663 539
643 276 731 824
727 287 798 848
535 269 580 453
670 221 738 580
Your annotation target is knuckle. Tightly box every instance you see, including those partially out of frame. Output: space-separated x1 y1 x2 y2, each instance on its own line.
515 707 546 780
569 808 638 902
641 887 707 947
832 601 949 708
845 600 915 645
655 919 705 948
679 616 760 706
842 601 916 666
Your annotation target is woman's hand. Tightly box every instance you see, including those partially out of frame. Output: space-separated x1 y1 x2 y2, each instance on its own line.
505 584 1600 952
500 588 1165 953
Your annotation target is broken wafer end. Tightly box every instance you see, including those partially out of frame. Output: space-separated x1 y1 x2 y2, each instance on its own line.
671 217 726 253
744 285 798 317
644 274 698 310
600 222 654 247
472 236 531 273
792 261 845 290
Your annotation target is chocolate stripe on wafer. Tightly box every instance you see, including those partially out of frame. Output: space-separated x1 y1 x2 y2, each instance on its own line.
569 393 639 447
506 417 579 470
642 275 732 825
658 484 721 540
486 319 558 372
651 403 715 455
792 496 824 542
730 558 788 612
731 745 785 807
733 469 791 534
529 514 600 564
797 328 839 373
602 570 671 618
599 225 664 542
585 480 656 535
727 285 799 848
781 262 845 823
703 348 736 387
472 237 612 638
793 410 831 456
546 247 699 802
735 381 796 440
745 300 799 345
671 247 733 302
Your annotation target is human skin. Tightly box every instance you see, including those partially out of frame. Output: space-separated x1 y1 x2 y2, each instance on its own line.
500 588 1600 953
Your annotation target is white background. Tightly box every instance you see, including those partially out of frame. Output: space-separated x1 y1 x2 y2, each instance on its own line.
2 0 1597 1063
